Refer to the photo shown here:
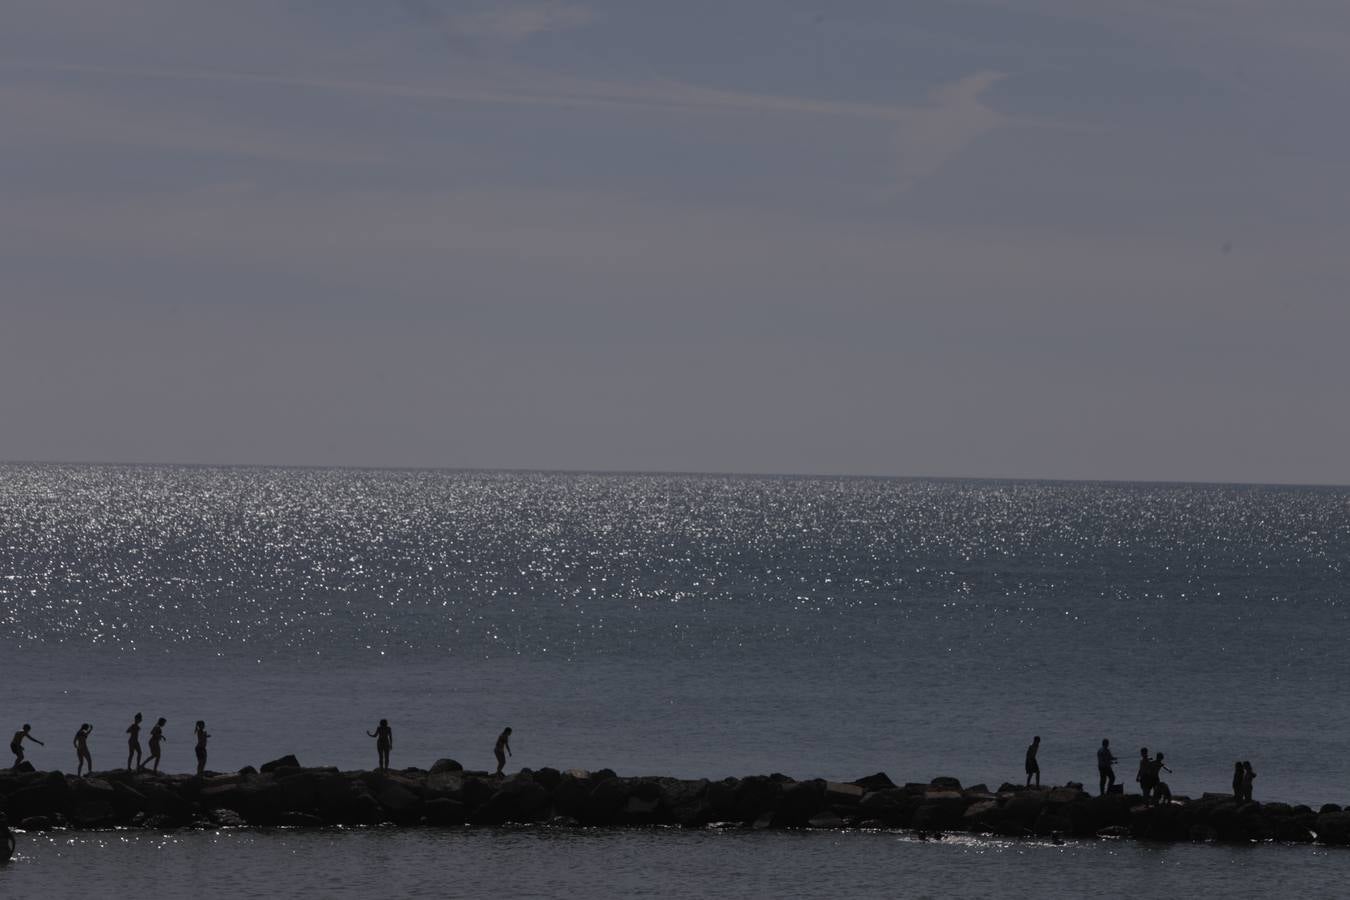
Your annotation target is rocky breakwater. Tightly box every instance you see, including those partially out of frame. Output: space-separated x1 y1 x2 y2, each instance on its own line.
0 760 1344 848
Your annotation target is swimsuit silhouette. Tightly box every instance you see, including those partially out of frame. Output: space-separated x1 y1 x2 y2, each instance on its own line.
73 724 94 776
126 713 143 770
368 719 393 770
140 718 166 773
1096 739 1117 796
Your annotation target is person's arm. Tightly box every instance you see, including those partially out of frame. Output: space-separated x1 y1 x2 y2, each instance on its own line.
506 738 512 756
31 736 44 746
367 731 377 738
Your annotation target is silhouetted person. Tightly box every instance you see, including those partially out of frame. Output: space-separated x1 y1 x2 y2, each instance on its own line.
1146 752 1173 802
1025 736 1041 787
494 727 512 776
1241 761 1256 801
10 725 43 770
194 721 210 776
73 723 94 776
1097 739 1117 796
140 718 166 773
1232 761 1244 799
1138 748 1155 797
0 813 13 863
126 713 143 770
368 719 392 770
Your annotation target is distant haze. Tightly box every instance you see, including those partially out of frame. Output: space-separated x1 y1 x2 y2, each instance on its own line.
4 1 1349 484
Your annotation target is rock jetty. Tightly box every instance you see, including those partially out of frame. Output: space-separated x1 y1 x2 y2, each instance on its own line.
3 759 1347 847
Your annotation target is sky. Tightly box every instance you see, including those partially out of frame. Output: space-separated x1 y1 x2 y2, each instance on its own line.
3 1 1349 484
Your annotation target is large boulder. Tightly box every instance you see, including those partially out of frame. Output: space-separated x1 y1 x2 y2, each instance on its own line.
429 759 463 775
770 780 825 828
69 778 118 828
260 755 301 774
584 777 631 826
730 776 783 824
423 798 466 826
376 783 424 824
658 778 711 827
1316 811 1350 845
851 773 896 792
5 772 71 821
857 788 921 826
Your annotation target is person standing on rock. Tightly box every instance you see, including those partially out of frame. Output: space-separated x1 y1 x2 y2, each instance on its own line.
1240 761 1256 801
1138 748 1155 798
494 727 512 777
10 724 43 770
73 723 94 776
1232 761 1244 799
194 721 210 776
1025 736 1041 787
140 717 167 773
126 713 144 770
1148 752 1173 802
368 719 393 770
1097 739 1117 796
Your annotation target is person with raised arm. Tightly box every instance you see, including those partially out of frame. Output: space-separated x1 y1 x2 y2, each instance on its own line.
73 723 94 776
368 719 393 770
10 725 44 770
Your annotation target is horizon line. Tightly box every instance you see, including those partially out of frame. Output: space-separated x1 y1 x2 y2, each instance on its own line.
1 457 1347 492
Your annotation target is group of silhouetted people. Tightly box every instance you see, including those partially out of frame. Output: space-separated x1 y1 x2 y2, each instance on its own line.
13 715 513 777
1025 736 1246 803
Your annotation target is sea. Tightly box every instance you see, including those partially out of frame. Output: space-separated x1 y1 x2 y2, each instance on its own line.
2 464 1348 898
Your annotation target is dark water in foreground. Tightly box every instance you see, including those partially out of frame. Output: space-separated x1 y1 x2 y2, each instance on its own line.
6 826 1350 899
2 464 1349 894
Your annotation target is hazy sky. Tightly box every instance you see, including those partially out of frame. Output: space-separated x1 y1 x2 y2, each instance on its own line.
4 1 1348 483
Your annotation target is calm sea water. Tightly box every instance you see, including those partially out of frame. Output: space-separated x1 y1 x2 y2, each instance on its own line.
2 464 1349 895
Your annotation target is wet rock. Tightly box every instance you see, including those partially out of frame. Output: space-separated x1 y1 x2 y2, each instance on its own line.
858 788 920 826
1317 811 1350 845
277 812 325 827
429 759 463 775
824 782 865 806
376 783 424 824
473 780 550 826
774 780 825 827
1097 825 1130 838
584 777 631 826
238 766 258 776
19 816 54 831
808 811 846 829
731 776 782 824
658 778 711 827
70 778 117 827
423 798 466 826
209 809 247 827
1275 819 1314 843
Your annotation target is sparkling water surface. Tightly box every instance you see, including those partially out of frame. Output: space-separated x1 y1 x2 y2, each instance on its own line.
2 464 1349 895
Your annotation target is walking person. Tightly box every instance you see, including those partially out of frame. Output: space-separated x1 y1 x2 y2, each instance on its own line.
1097 739 1118 796
126 713 143 770
367 719 393 770
10 725 44 770
193 721 210 777
1240 761 1256 801
494 727 512 777
1025 736 1041 787
140 718 167 773
73 724 94 776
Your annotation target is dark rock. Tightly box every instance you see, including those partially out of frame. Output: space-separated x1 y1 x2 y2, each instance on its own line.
584 777 631 826
1097 825 1130 838
1275 819 1314 843
731 776 783 824
376 783 424 824
473 780 550 826
774 780 825 827
858 788 920 826
930 777 962 791
427 770 464 797
260 755 301 774
851 772 896 792
808 811 846 829
70 779 118 828
1317 811 1350 845
238 766 258 776
277 812 325 827
19 816 54 831
658 778 711 827
533 767 562 791
423 798 466 826
1189 824 1218 842
7 773 72 821
430 759 463 775
1320 803 1342 815
824 782 865 806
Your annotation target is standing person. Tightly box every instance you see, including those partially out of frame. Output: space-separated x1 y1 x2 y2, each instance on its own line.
126 713 144 770
494 727 512 777
1240 761 1256 801
193 721 210 777
73 724 94 776
1134 755 1155 804
1097 739 1117 796
367 719 392 770
10 725 44 770
1025 736 1041 787
140 718 167 773
1232 761 1244 799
